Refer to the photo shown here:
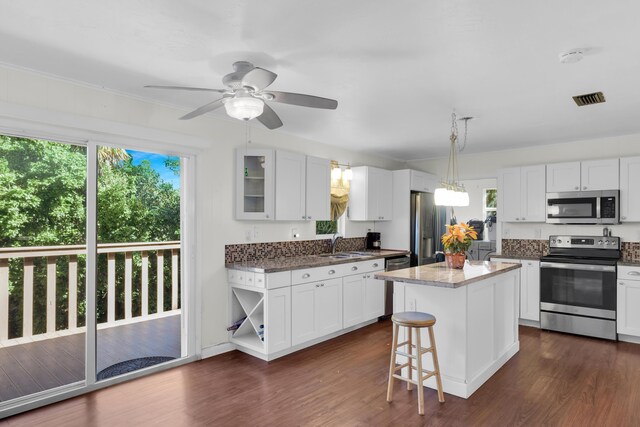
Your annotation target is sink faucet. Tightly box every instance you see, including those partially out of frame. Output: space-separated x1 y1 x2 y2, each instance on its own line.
330 232 343 254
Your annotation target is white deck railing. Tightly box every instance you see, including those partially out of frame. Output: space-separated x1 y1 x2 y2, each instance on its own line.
0 241 180 342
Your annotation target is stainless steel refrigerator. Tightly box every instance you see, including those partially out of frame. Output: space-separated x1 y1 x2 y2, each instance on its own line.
410 191 446 267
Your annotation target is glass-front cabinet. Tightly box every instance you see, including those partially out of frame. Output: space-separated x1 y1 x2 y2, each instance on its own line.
236 148 274 220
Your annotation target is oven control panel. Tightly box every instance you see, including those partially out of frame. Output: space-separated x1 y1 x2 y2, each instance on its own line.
549 235 620 250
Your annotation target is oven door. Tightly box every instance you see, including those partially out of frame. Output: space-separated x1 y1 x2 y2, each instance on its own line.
540 260 617 319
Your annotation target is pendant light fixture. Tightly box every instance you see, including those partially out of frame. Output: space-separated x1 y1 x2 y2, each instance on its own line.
434 112 472 207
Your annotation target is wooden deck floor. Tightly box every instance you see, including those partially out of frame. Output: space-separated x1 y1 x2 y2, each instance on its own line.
5 320 640 426
0 313 181 403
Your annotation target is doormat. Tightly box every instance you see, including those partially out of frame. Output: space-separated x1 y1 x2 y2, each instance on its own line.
97 356 176 381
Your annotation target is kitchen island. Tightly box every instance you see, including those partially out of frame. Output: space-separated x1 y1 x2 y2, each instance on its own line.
375 260 521 399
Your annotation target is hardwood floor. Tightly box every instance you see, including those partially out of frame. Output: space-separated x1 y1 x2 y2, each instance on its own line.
4 320 640 426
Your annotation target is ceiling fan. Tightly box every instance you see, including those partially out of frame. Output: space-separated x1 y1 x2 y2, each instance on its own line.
145 61 338 130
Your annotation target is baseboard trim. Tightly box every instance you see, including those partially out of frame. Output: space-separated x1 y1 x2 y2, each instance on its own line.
618 334 640 345
519 319 540 328
201 342 236 359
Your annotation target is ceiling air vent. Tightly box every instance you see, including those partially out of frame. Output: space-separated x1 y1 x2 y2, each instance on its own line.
572 91 606 106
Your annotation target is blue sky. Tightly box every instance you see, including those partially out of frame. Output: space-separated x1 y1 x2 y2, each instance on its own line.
126 150 180 188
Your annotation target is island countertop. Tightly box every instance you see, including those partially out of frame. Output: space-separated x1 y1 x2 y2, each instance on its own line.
374 260 521 288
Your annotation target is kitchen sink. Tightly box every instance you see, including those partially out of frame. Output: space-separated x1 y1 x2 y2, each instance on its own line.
317 253 364 259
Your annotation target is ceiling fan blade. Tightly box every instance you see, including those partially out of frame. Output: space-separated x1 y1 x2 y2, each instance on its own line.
179 98 225 120
266 91 338 109
241 67 277 91
145 85 226 93
256 103 283 129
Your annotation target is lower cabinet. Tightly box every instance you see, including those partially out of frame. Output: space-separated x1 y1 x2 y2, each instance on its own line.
291 278 343 346
617 266 640 337
343 271 385 328
493 258 540 322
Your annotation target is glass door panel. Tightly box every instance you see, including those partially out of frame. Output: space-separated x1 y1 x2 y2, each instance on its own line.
0 134 86 402
95 147 183 381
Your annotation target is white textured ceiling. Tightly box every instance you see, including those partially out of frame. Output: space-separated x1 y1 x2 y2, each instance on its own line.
1 1 640 160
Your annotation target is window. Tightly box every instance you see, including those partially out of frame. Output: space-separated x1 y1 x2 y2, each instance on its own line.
316 213 346 237
483 188 497 221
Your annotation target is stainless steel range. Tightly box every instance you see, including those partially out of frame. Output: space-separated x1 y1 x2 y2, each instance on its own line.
540 235 620 340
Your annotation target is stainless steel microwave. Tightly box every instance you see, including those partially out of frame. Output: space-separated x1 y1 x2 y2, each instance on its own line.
546 190 619 224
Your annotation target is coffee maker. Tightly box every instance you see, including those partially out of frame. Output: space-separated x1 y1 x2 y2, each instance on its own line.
366 232 381 250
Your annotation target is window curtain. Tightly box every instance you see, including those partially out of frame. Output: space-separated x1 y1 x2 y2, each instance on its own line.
330 160 350 220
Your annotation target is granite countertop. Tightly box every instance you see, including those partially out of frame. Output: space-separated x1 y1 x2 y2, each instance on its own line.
374 260 521 288
226 249 410 273
490 254 542 261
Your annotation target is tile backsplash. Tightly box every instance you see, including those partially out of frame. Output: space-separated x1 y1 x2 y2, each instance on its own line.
501 239 549 258
501 238 640 262
225 237 366 264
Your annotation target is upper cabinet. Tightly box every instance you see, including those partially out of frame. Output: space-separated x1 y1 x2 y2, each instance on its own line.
410 170 439 193
546 159 619 192
305 156 331 221
620 156 640 222
236 148 275 220
275 151 331 221
497 165 546 222
350 166 393 221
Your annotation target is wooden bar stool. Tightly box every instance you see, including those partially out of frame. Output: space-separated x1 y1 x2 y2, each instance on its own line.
386 311 445 415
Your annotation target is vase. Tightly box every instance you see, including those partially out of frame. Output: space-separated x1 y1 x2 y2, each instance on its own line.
445 252 466 269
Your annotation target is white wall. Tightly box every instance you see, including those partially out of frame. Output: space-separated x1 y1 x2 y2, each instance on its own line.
0 64 405 350
408 136 640 245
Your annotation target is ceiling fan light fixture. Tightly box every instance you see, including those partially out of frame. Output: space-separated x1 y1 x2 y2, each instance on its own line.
224 97 264 121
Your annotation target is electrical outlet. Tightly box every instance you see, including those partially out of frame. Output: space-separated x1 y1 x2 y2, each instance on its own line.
534 228 542 238
503 228 511 238
245 229 252 242
291 228 300 239
408 299 417 311
253 225 260 240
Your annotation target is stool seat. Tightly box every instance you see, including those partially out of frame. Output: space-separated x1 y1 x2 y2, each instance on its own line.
391 311 436 327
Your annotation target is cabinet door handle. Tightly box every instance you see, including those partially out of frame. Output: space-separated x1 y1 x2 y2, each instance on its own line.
521 217 525 221
316 284 320 288
351 266 358 271
622 216 627 220
302 216 306 219
583 186 587 190
328 270 335 275
574 186 579 190
515 217 520 221
627 271 640 276
619 282 625 286
308 216 312 219
320 283 325 287
302 273 311 278
266 214 270 218
373 263 379 268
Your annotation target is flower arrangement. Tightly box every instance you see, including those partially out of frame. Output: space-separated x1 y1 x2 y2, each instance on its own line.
441 222 478 253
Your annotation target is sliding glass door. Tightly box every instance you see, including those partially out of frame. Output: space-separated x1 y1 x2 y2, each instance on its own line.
95 147 183 381
0 134 190 413
0 135 87 402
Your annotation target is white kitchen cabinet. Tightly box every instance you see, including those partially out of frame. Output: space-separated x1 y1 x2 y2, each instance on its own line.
546 159 619 193
343 274 365 328
235 148 274 220
275 150 306 221
581 158 619 191
229 285 291 355
363 274 385 320
349 166 393 221
343 270 385 328
546 162 581 192
275 152 331 221
292 277 343 346
617 265 640 337
497 165 545 222
305 156 331 221
620 156 640 222
410 170 439 193
492 258 539 322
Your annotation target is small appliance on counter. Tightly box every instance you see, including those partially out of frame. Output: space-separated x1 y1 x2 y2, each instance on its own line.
467 219 485 240
366 232 381 249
